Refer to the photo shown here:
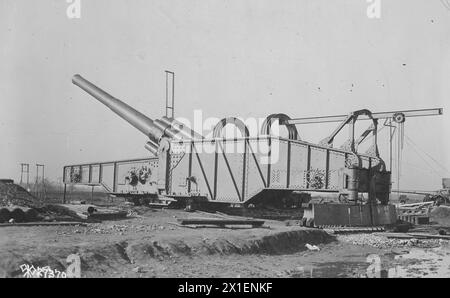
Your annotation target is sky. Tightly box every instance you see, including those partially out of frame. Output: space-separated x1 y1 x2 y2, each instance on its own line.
0 0 449 191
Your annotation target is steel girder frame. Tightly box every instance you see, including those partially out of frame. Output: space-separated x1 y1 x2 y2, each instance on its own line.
167 136 382 204
63 157 159 194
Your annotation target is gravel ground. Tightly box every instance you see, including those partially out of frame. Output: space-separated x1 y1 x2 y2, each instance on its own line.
337 233 448 249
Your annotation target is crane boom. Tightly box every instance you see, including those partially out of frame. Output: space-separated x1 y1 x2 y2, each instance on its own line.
284 108 443 125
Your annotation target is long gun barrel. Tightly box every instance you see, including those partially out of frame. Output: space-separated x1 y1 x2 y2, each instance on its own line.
72 74 164 143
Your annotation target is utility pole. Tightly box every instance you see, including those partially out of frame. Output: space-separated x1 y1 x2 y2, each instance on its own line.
20 163 30 191
165 70 175 118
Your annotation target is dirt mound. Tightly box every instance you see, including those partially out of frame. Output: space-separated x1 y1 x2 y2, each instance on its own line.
0 227 334 277
129 229 332 263
124 229 332 263
38 205 85 222
0 180 42 209
0 181 86 222
73 229 333 268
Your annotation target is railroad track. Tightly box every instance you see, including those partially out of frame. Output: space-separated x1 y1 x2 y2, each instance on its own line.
318 226 385 234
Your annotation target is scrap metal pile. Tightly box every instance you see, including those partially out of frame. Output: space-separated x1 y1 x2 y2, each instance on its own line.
0 179 42 223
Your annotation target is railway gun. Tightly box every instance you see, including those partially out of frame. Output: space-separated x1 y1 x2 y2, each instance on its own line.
63 74 443 226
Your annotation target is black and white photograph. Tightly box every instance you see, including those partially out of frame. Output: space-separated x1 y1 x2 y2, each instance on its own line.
0 0 449 282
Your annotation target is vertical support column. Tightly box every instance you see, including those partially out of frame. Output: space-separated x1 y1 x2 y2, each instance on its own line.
27 164 30 186
325 149 330 189
349 118 355 152
388 121 393 172
112 162 117 193
63 183 67 204
306 145 311 188
372 119 378 154
347 166 359 204
157 138 171 194
286 141 291 188
266 137 272 187
99 164 104 185
62 166 67 204
88 165 92 184
213 142 218 200
165 71 175 118
187 142 193 193
241 139 248 202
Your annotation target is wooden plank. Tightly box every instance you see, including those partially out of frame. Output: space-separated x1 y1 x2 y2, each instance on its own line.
383 233 415 239
167 222 197 229
215 211 251 220
148 203 170 208
398 202 434 208
407 233 450 240
0 222 88 227
177 217 264 227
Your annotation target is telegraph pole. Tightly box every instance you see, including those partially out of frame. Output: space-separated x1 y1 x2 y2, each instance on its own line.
165 70 175 118
20 163 30 191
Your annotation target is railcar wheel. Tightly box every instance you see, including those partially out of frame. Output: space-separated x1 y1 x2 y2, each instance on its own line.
25 209 39 222
0 208 11 223
11 208 26 223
